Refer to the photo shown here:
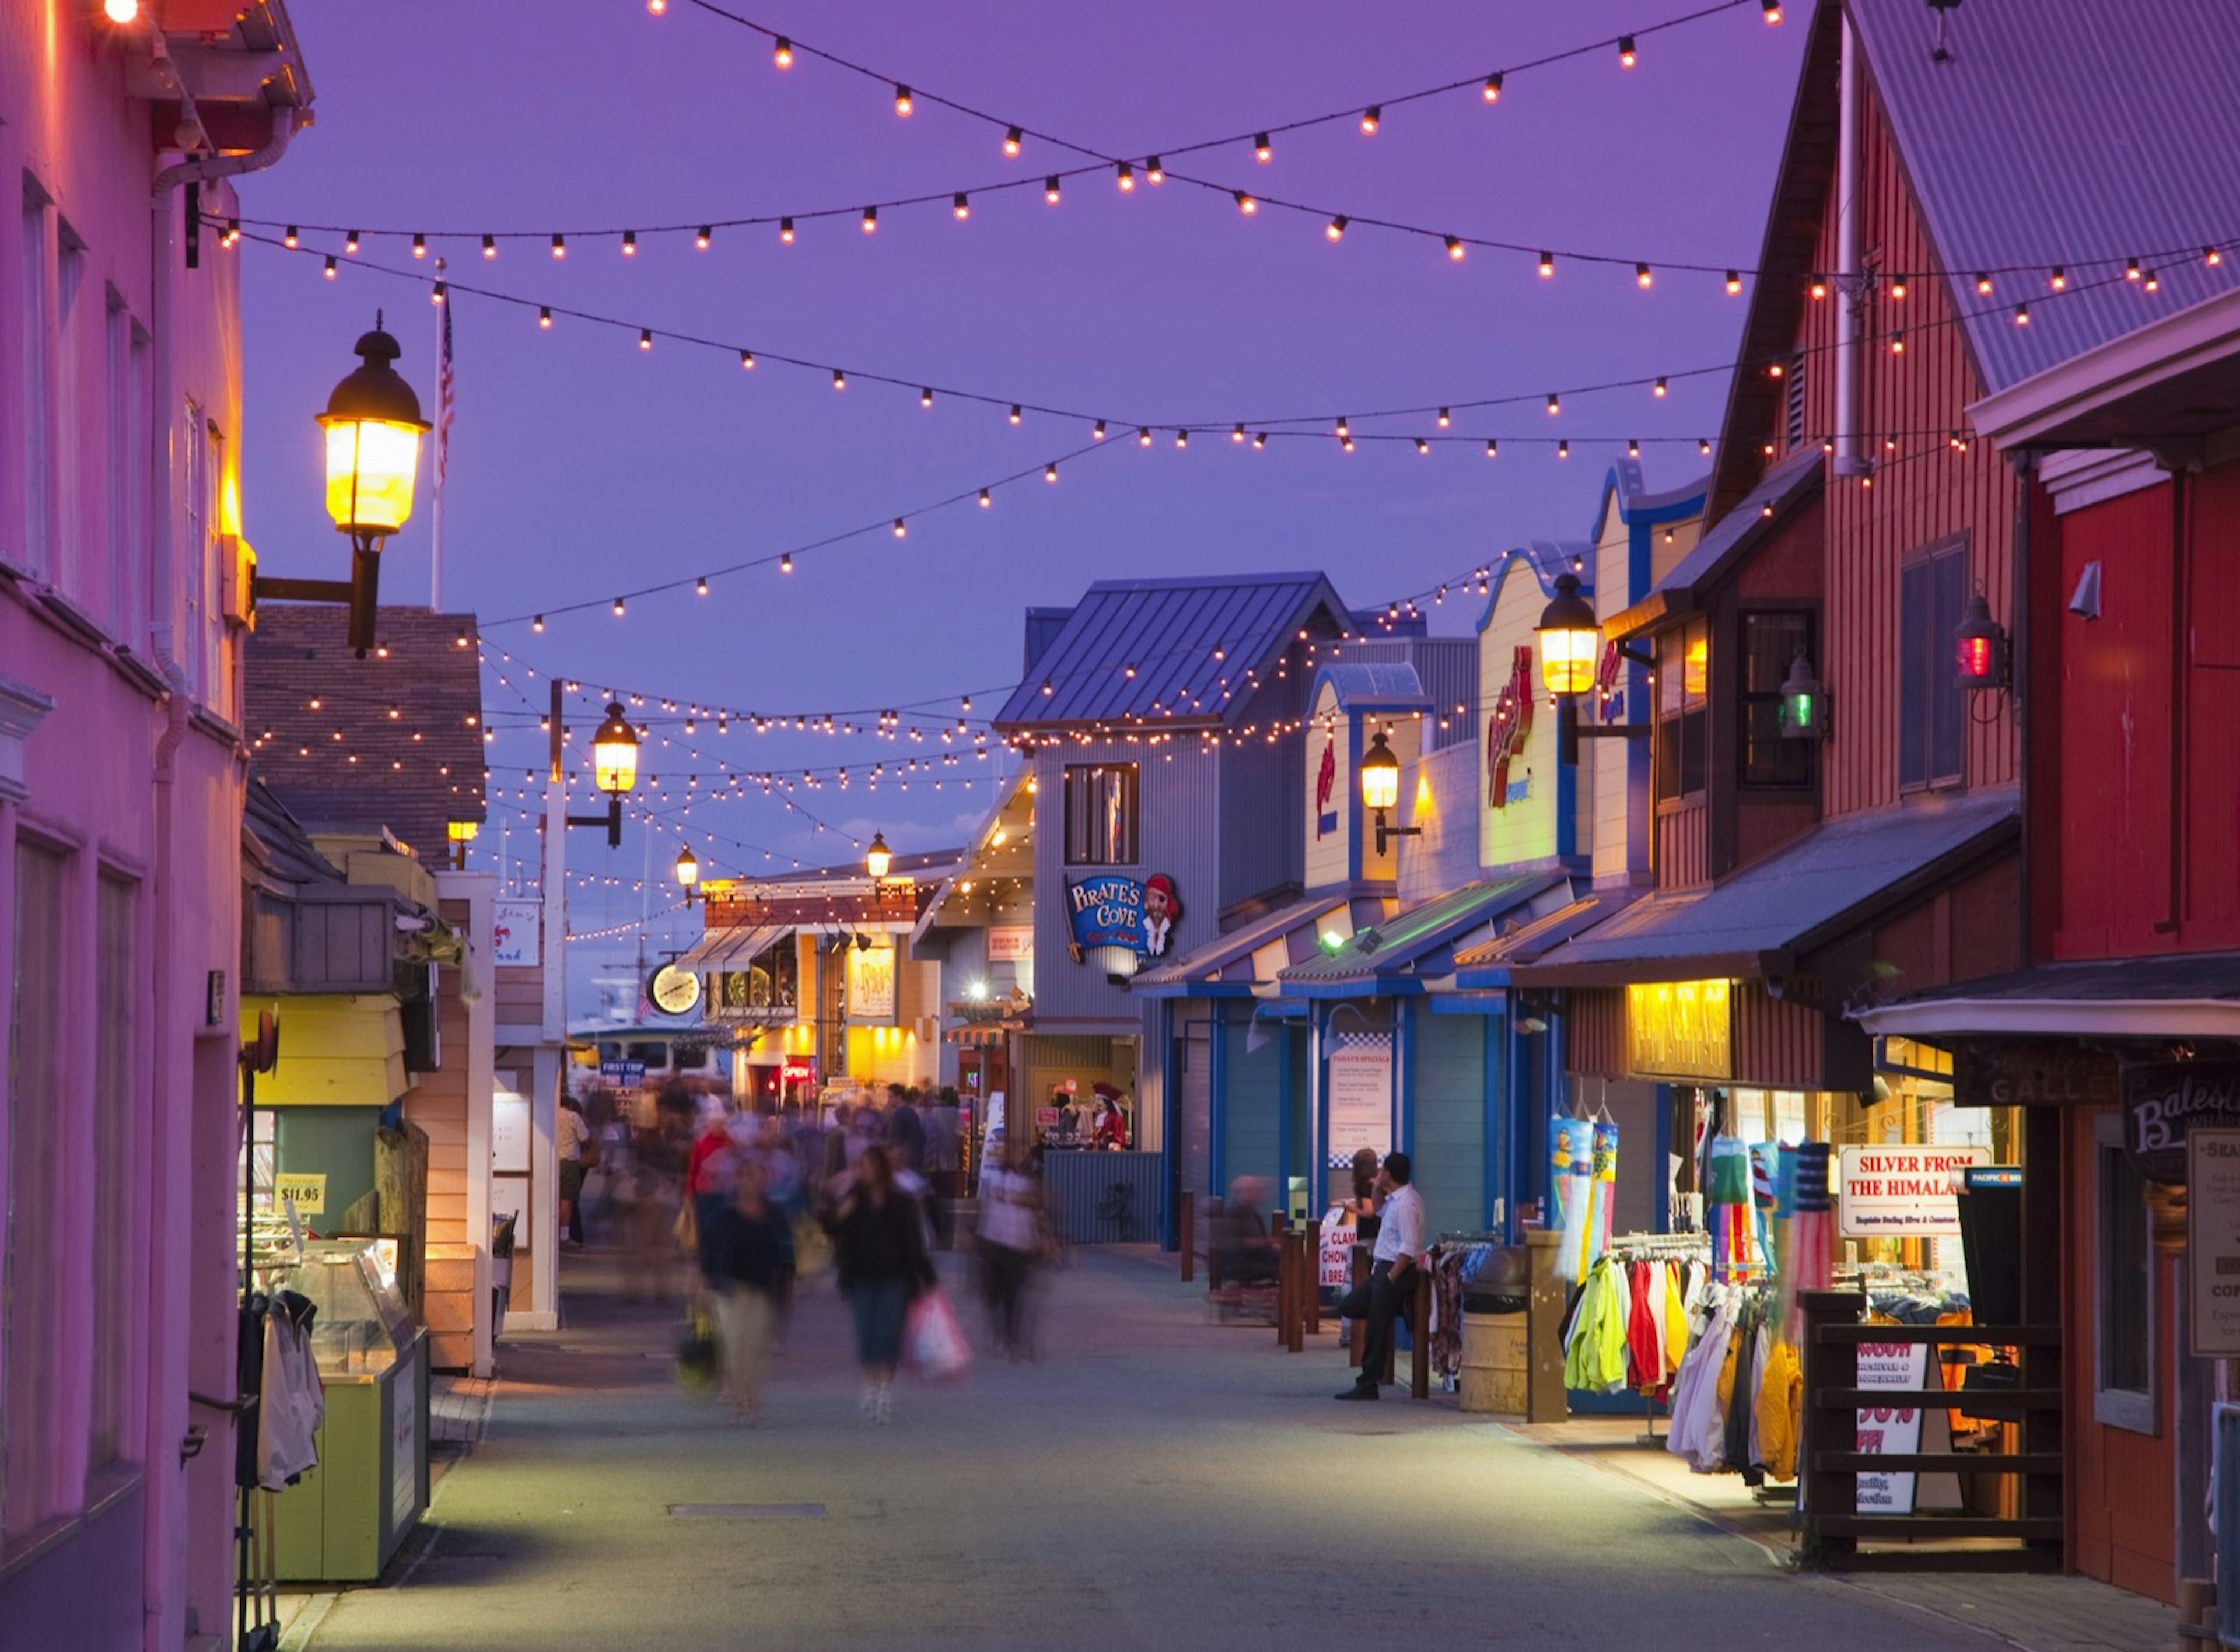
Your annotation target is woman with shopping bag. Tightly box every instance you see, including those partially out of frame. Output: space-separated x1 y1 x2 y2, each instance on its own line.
827 1146 939 1423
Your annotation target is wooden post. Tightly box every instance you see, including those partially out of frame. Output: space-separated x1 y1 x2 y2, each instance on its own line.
1178 1189 1194 1283
1275 1228 1294 1348
1798 1287 1866 1570
1524 1230 1567 1423
1304 1217 1322 1335
1349 1246 1367 1368
1409 1267 1431 1399
1287 1233 1307 1352
2019 1104 2064 1566
1206 1198 1226 1292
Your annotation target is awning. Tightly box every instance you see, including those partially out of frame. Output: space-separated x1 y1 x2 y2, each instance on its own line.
676 923 785 974
1132 890 1395 999
1277 872 1572 999
1511 789 2019 988
240 994 407 1107
1856 951 2240 1041
944 1025 1016 1046
1450 889 1644 988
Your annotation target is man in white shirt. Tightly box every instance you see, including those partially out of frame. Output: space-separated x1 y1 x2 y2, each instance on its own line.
1335 1153 1423 1401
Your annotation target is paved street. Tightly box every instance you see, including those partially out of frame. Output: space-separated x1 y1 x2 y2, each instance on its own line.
285 1247 2163 1652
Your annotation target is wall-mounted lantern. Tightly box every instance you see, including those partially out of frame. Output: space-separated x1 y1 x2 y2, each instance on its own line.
1357 731 1421 857
1954 591 2011 690
1532 571 1651 764
1777 649 1831 741
674 846 699 905
865 831 894 886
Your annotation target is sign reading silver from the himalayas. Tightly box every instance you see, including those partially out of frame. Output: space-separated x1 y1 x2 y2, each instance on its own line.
2124 1060 2240 1185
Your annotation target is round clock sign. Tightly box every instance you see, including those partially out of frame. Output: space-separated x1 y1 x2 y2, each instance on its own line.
649 963 701 1017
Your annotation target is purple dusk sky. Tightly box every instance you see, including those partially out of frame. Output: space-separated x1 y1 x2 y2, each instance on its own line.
235 0 1805 1002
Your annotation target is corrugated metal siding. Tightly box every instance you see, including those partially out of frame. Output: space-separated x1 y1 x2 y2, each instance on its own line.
1412 1012 1486 1238
1178 1012 1212 1198
1565 987 1624 1077
1818 83 2021 819
1851 0 2240 396
1398 741 1484 907
1218 676 1307 912
1220 1012 1282 1196
1730 982 1823 1089
1042 1151 1164 1244
1658 803 1709 890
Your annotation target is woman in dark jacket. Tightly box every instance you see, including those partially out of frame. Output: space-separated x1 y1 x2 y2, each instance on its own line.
828 1146 935 1422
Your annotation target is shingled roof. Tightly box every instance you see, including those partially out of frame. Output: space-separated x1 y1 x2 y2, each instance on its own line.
244 606 487 860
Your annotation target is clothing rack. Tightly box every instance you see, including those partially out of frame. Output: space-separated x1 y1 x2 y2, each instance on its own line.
1597 1235 1709 1441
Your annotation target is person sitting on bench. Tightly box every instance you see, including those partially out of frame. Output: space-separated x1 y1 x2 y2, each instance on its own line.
1213 1176 1280 1288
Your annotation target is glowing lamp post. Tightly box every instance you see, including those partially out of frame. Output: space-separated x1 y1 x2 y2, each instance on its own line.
865 830 894 887
561 702 639 848
254 320 430 656
446 819 478 869
1532 570 1651 765
674 846 700 904
1358 730 1420 858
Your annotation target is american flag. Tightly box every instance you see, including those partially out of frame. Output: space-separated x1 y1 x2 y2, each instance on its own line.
435 301 455 489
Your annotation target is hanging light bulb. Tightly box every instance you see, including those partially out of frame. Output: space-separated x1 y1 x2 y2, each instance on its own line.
696 225 712 249
1415 438 1430 455
1009 404 1023 426
1045 176 1061 204
1138 427 1153 447
953 192 970 220
738 348 753 368
1236 191 1258 215
1975 271 1993 294
2049 266 2067 290
780 553 794 572
344 230 360 254
1326 215 1348 242
1437 408 1452 428
1558 439 1571 458
1699 437 1713 454
1116 162 1135 192
1336 416 1350 438
1046 461 1059 481
1654 376 1669 397
622 230 638 256
1628 438 1640 457
832 368 846 390
1254 132 1272 163
894 83 912 116
480 233 498 260
2014 302 2030 326
696 575 709 594
1093 419 1107 440
1636 262 1654 288
1146 155 1165 184
780 217 796 244
1891 276 1909 300
893 518 907 538
1483 71 1503 101
2144 268 2161 292
322 255 337 279
532 615 545 632
1762 0 1783 19
1618 35 1637 66
1175 429 1189 450
772 34 792 67
539 306 552 328
1538 251 1555 278
221 219 240 247
2207 247 2224 268
978 488 992 508
1810 275 1827 299
1253 432 1268 450
1546 393 1560 415
1891 331 1906 354
861 206 877 234
432 281 449 305
279 224 299 249
636 328 652 350
921 387 935 408
1360 106 1381 134
1005 125 1024 157
614 597 626 617
1446 235 1466 261
1726 269 1742 295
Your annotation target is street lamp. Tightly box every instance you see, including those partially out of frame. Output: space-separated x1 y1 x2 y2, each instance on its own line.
1357 730 1420 858
446 819 478 869
1532 570 1651 765
674 846 699 904
865 831 893 883
563 701 639 847
253 318 430 656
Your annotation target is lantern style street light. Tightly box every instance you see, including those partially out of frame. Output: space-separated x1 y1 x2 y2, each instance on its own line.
1357 730 1422 857
1954 591 2011 690
865 831 893 884
446 819 478 869
674 846 699 904
1777 649 1830 740
558 701 640 847
253 317 430 656
1532 571 1651 765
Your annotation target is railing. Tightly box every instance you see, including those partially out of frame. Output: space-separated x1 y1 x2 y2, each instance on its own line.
1797 1287 2063 1571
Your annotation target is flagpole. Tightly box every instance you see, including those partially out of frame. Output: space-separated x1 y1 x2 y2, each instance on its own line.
429 255 447 610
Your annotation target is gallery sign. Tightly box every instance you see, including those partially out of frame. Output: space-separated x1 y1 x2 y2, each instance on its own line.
1952 1042 2119 1108
1626 980 1732 1081
2124 1060 2240 1186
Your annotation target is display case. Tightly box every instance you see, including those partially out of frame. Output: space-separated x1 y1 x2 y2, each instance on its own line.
267 1238 430 1582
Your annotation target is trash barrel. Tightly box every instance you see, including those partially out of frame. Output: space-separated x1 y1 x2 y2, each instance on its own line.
1459 1306 1527 1413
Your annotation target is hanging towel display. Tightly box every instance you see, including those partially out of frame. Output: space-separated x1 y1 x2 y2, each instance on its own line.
1552 1117 1595 1283
257 1290 326 1491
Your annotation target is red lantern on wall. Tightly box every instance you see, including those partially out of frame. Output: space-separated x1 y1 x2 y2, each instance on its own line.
1954 591 2011 690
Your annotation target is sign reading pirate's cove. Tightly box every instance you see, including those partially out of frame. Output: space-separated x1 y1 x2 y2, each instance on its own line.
2124 1060 2240 1185
1065 874 1182 977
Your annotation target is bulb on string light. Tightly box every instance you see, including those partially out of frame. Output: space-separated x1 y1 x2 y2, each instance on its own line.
432 281 448 305
832 368 846 390
1762 0 1782 19
739 348 753 368
1326 215 1348 242
2207 247 2224 267
696 576 709 594
953 192 970 220
1437 408 1452 428
1146 156 1165 185
1699 437 1713 454
1810 275 1826 299
1415 438 1430 455
1653 376 1669 398
1340 436 1354 453
638 328 652 350
862 206 877 233
622 230 638 256
1546 393 1560 415
1539 251 1555 278
614 597 626 617
1004 126 1024 157
322 255 337 279
780 554 794 572
894 84 912 116
978 488 992 507
1618 35 1637 66
2144 268 2161 292
772 35 792 66
1975 271 1993 294
2014 302 2029 326
921 387 934 408
893 518 907 538
1044 176 1062 204
1558 439 1571 457
1236 191 1258 215
1175 429 1189 450
1138 427 1153 447
282 225 300 249
780 218 796 244
537 306 552 328
532 615 545 632
1891 276 1908 300
1725 269 1742 295
1891 331 1905 354
1093 419 1107 440
479 233 497 260
1114 162 1136 193
551 233 567 259
696 226 712 249
1232 422 1247 443
1360 106 1381 134
1636 262 1653 288
1046 460 1061 481
1483 71 1503 102
344 230 359 254
1768 362 1783 379
1446 235 1466 261
221 219 240 247
1009 404 1023 425
1335 416 1350 438
2049 266 2067 290
1628 438 1640 457
1254 132 1272 163
1253 432 1268 449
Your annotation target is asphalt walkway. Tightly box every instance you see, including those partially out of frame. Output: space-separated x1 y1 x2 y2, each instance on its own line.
286 1245 2175 1652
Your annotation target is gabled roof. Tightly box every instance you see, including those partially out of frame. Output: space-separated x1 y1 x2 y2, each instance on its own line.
1278 872 1569 998
993 573 1350 730
1857 951 2240 1041
1605 449 1822 639
1133 891 1395 998
1511 788 2018 986
244 606 487 859
1451 889 1643 988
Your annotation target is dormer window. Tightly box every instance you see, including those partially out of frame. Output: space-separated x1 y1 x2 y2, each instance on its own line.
1656 619 1709 802
1740 612 1815 788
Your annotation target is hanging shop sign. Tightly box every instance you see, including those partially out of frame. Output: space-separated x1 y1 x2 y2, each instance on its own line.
491 900 540 967
780 1058 816 1084
1837 1144 1989 1237
1326 1032 1394 1168
2188 1129 2240 1357
1626 980 1731 1080
986 925 1034 962
1486 645 1535 808
1065 874 1184 975
846 943 898 1023
648 963 701 1018
1952 1041 2119 1107
2124 1060 2240 1186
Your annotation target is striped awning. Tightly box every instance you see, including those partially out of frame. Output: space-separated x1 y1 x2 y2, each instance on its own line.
944 1024 1016 1046
676 923 785 974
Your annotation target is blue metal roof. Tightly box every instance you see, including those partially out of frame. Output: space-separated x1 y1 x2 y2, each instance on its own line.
1278 872 1568 997
994 573 1352 729
1850 0 2240 397
1133 891 1396 998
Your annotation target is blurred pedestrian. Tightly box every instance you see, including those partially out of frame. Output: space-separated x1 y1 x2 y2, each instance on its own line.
556 1096 592 1248
1334 1152 1423 1401
977 1145 1042 1357
887 1084 926 1172
828 1146 936 1422
685 1097 736 1251
699 1158 789 1421
625 1100 691 1304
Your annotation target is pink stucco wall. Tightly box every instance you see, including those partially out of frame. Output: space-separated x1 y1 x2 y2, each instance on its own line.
0 6 307 1647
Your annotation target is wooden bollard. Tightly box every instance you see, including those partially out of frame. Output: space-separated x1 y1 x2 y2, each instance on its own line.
1178 1189 1194 1283
1409 1267 1431 1399
1275 1228 1293 1348
1304 1219 1322 1335
1288 1233 1307 1352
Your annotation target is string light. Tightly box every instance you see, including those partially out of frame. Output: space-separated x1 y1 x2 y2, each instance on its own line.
894 83 912 116
780 217 795 244
1699 438 1712 454
2144 268 2161 292
1446 235 1465 261
1810 276 1826 300
1546 393 1560 415
1093 420 1107 439
1486 439 1498 457
780 553 794 571
533 615 545 632
1415 438 1431 455
1045 461 1059 481
1635 262 1653 288
1116 162 1135 192
551 233 565 258
432 281 448 304
639 327 652 349
893 518 907 537
1045 176 1062 204
614 597 626 616
922 387 935 408
862 206 878 233
1891 277 1908 299
1005 126 1024 157
1139 427 1153 447
323 255 337 278
1254 132 1272 163
2014 302 2029 326
953 192 970 220
1558 439 1570 457
2050 266 2067 290
345 231 359 254
482 233 498 259
1726 269 1741 295
833 368 846 390
978 488 992 507
1236 191 1258 216
696 226 712 249
696 576 709 594
1539 251 1554 278
739 348 752 367
1252 432 1267 449
1326 216 1348 242
1174 429 1189 450
1654 376 1668 397
1762 0 1782 19
1009 404 1023 425
1146 156 1164 185
1483 72 1503 102
1618 36 1638 67
1975 272 1993 295
1359 106 1381 135
622 229 638 256
1437 408 1451 428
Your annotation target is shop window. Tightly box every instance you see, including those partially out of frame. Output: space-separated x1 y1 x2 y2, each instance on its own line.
1740 612 1814 789
90 875 136 1471
1898 538 1967 792
1063 762 1139 866
2094 1117 2156 1433
1656 620 1708 803
5 841 68 1539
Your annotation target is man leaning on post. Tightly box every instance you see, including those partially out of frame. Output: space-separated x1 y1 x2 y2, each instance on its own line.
1334 1152 1423 1401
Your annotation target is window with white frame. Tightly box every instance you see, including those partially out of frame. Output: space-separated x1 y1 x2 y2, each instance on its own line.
18 176 54 581
54 219 85 598
90 874 136 1472
2094 1115 2157 1433
180 401 224 703
104 289 149 646
4 841 69 1539
1063 763 1139 866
